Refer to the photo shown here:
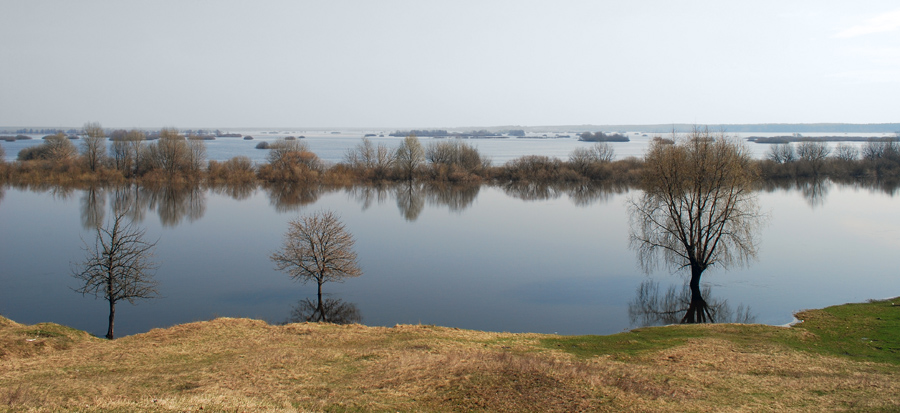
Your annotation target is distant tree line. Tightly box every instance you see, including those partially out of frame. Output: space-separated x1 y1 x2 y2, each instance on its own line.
4 124 900 191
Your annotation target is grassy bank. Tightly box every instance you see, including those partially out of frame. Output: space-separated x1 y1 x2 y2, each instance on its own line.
1 298 898 411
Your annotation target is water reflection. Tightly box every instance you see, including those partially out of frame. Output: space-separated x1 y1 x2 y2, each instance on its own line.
424 182 480 212
500 181 628 206
79 186 106 229
106 184 207 227
209 182 256 201
760 178 831 208
501 181 561 201
798 177 829 208
628 280 756 327
836 177 900 196
264 182 325 212
145 184 206 227
347 184 392 211
284 297 362 324
111 184 149 223
395 181 424 221
345 182 480 221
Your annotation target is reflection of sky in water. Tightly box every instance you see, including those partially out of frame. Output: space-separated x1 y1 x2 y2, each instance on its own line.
1 182 899 337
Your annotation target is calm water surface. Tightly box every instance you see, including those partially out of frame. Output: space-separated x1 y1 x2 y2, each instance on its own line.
0 181 898 337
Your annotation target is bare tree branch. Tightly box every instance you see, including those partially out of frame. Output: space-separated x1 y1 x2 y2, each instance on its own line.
72 210 159 339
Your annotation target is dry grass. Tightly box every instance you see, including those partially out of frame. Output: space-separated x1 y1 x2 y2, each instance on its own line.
0 315 898 412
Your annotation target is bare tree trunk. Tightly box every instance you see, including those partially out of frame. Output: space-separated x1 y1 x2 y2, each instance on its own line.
317 281 326 323
106 300 116 340
681 264 713 324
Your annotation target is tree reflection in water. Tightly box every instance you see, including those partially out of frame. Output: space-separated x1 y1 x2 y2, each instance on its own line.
501 181 561 201
500 181 626 206
79 186 106 229
394 181 424 221
108 184 207 227
347 184 392 211
628 280 756 327
285 297 362 325
209 182 256 201
112 184 150 223
424 182 479 212
345 182 480 221
145 184 207 227
263 182 325 212
798 177 830 208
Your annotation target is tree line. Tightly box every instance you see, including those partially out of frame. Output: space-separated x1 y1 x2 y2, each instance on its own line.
2 123 900 191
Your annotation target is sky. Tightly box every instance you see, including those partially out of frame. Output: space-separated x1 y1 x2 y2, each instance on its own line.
2 1 899 129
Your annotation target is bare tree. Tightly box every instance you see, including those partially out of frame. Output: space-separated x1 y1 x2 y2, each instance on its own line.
833 143 859 162
186 135 207 173
147 128 190 176
796 139 831 174
628 128 763 323
345 137 396 179
111 129 146 176
72 210 159 339
766 142 795 164
395 134 425 180
270 210 362 322
568 143 615 175
81 122 106 172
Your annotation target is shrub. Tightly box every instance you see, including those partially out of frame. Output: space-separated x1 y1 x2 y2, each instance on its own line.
258 139 322 183
208 156 256 183
17 133 77 161
501 155 563 182
426 140 488 172
344 137 395 180
568 143 615 177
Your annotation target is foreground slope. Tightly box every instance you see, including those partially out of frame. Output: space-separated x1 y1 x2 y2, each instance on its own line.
0 298 898 411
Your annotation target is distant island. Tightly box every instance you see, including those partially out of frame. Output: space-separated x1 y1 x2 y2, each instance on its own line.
749 135 900 144
389 129 509 139
578 131 629 142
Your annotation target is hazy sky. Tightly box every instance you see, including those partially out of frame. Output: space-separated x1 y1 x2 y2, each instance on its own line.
2 1 899 128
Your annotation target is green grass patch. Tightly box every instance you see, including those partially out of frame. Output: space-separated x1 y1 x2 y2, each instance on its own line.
543 297 900 366
782 297 900 365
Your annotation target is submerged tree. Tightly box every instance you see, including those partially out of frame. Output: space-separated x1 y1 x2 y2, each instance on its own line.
270 210 362 322
628 128 763 323
72 210 159 339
